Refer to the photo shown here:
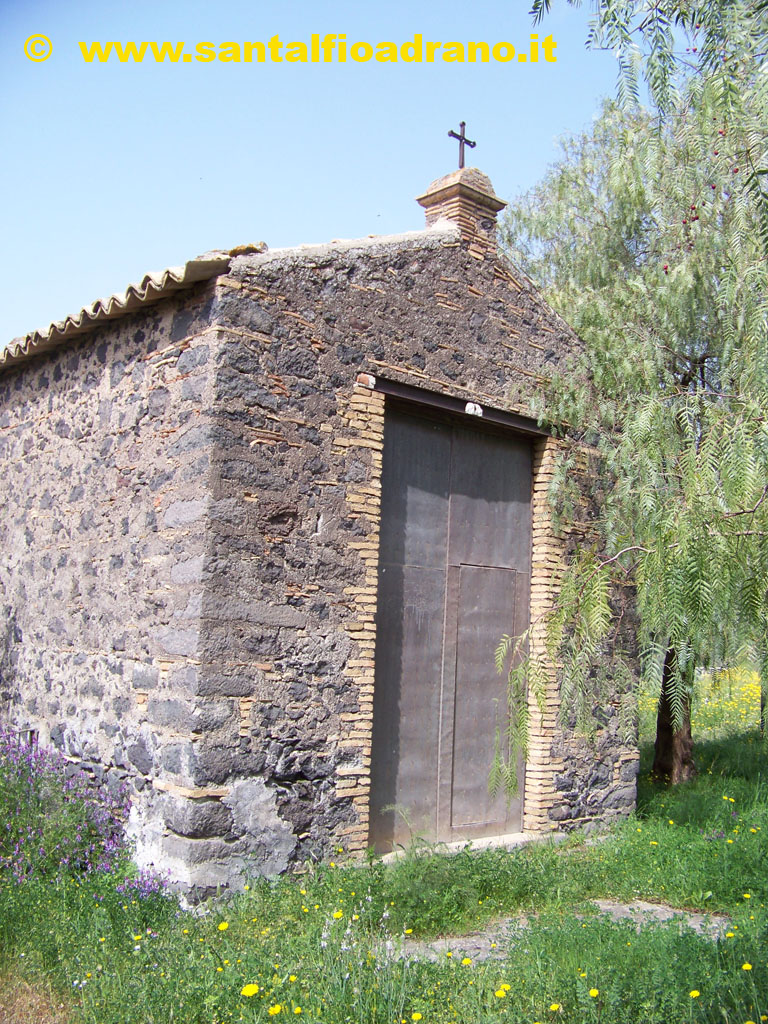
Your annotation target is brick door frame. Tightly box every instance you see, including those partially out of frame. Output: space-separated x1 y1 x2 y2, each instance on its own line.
334 376 564 857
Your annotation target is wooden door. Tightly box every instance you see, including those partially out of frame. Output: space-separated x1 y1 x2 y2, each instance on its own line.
369 403 532 851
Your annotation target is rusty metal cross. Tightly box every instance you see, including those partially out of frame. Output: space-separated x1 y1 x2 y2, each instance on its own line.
448 121 476 169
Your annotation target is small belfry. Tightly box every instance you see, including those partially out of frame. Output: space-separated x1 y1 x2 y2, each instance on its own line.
416 164 506 258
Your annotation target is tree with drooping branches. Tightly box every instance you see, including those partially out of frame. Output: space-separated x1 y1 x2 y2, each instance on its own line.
495 5 768 783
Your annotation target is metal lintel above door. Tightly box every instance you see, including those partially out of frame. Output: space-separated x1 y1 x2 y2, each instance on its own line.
369 376 551 438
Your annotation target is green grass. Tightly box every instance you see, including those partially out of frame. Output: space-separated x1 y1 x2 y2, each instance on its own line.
1 673 766 1023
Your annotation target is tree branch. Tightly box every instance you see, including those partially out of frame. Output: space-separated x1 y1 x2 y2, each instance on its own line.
721 483 768 519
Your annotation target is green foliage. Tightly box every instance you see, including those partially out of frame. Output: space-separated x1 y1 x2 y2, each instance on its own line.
490 630 547 795
531 1 768 117
0 729 130 882
3 729 768 1022
500 66 768 736
510 2 768 749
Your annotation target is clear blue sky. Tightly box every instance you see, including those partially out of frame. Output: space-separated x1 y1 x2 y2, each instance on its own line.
0 1 618 344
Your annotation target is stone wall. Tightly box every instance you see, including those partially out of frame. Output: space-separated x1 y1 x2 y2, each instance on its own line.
0 282 220 863
526 438 639 831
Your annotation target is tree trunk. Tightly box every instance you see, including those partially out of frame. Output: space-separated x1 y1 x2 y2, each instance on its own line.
652 648 697 783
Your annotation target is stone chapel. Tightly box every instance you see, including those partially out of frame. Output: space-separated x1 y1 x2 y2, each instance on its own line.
0 167 639 890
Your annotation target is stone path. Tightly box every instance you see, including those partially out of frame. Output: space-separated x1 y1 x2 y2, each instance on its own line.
398 900 731 962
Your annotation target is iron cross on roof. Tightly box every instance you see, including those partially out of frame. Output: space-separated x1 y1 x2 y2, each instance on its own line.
448 121 476 169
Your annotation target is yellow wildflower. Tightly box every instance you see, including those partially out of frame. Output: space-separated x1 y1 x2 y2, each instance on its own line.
241 984 260 997
690 990 700 998
589 989 599 998
218 922 229 931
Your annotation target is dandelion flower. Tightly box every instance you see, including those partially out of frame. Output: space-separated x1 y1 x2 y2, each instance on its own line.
404 928 413 935
133 934 142 942
268 1005 282 1015
742 963 753 971
461 958 472 966
294 1009 302 1015
501 984 511 991
241 984 260 997
333 910 343 919
744 893 752 899
589 989 599 998
412 1014 423 1021
495 990 506 998
218 922 229 931
690 990 700 998
550 1003 561 1011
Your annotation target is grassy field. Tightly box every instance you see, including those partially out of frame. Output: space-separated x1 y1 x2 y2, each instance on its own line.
0 669 765 1024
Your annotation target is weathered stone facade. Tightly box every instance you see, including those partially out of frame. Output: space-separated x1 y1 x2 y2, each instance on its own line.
0 168 638 889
